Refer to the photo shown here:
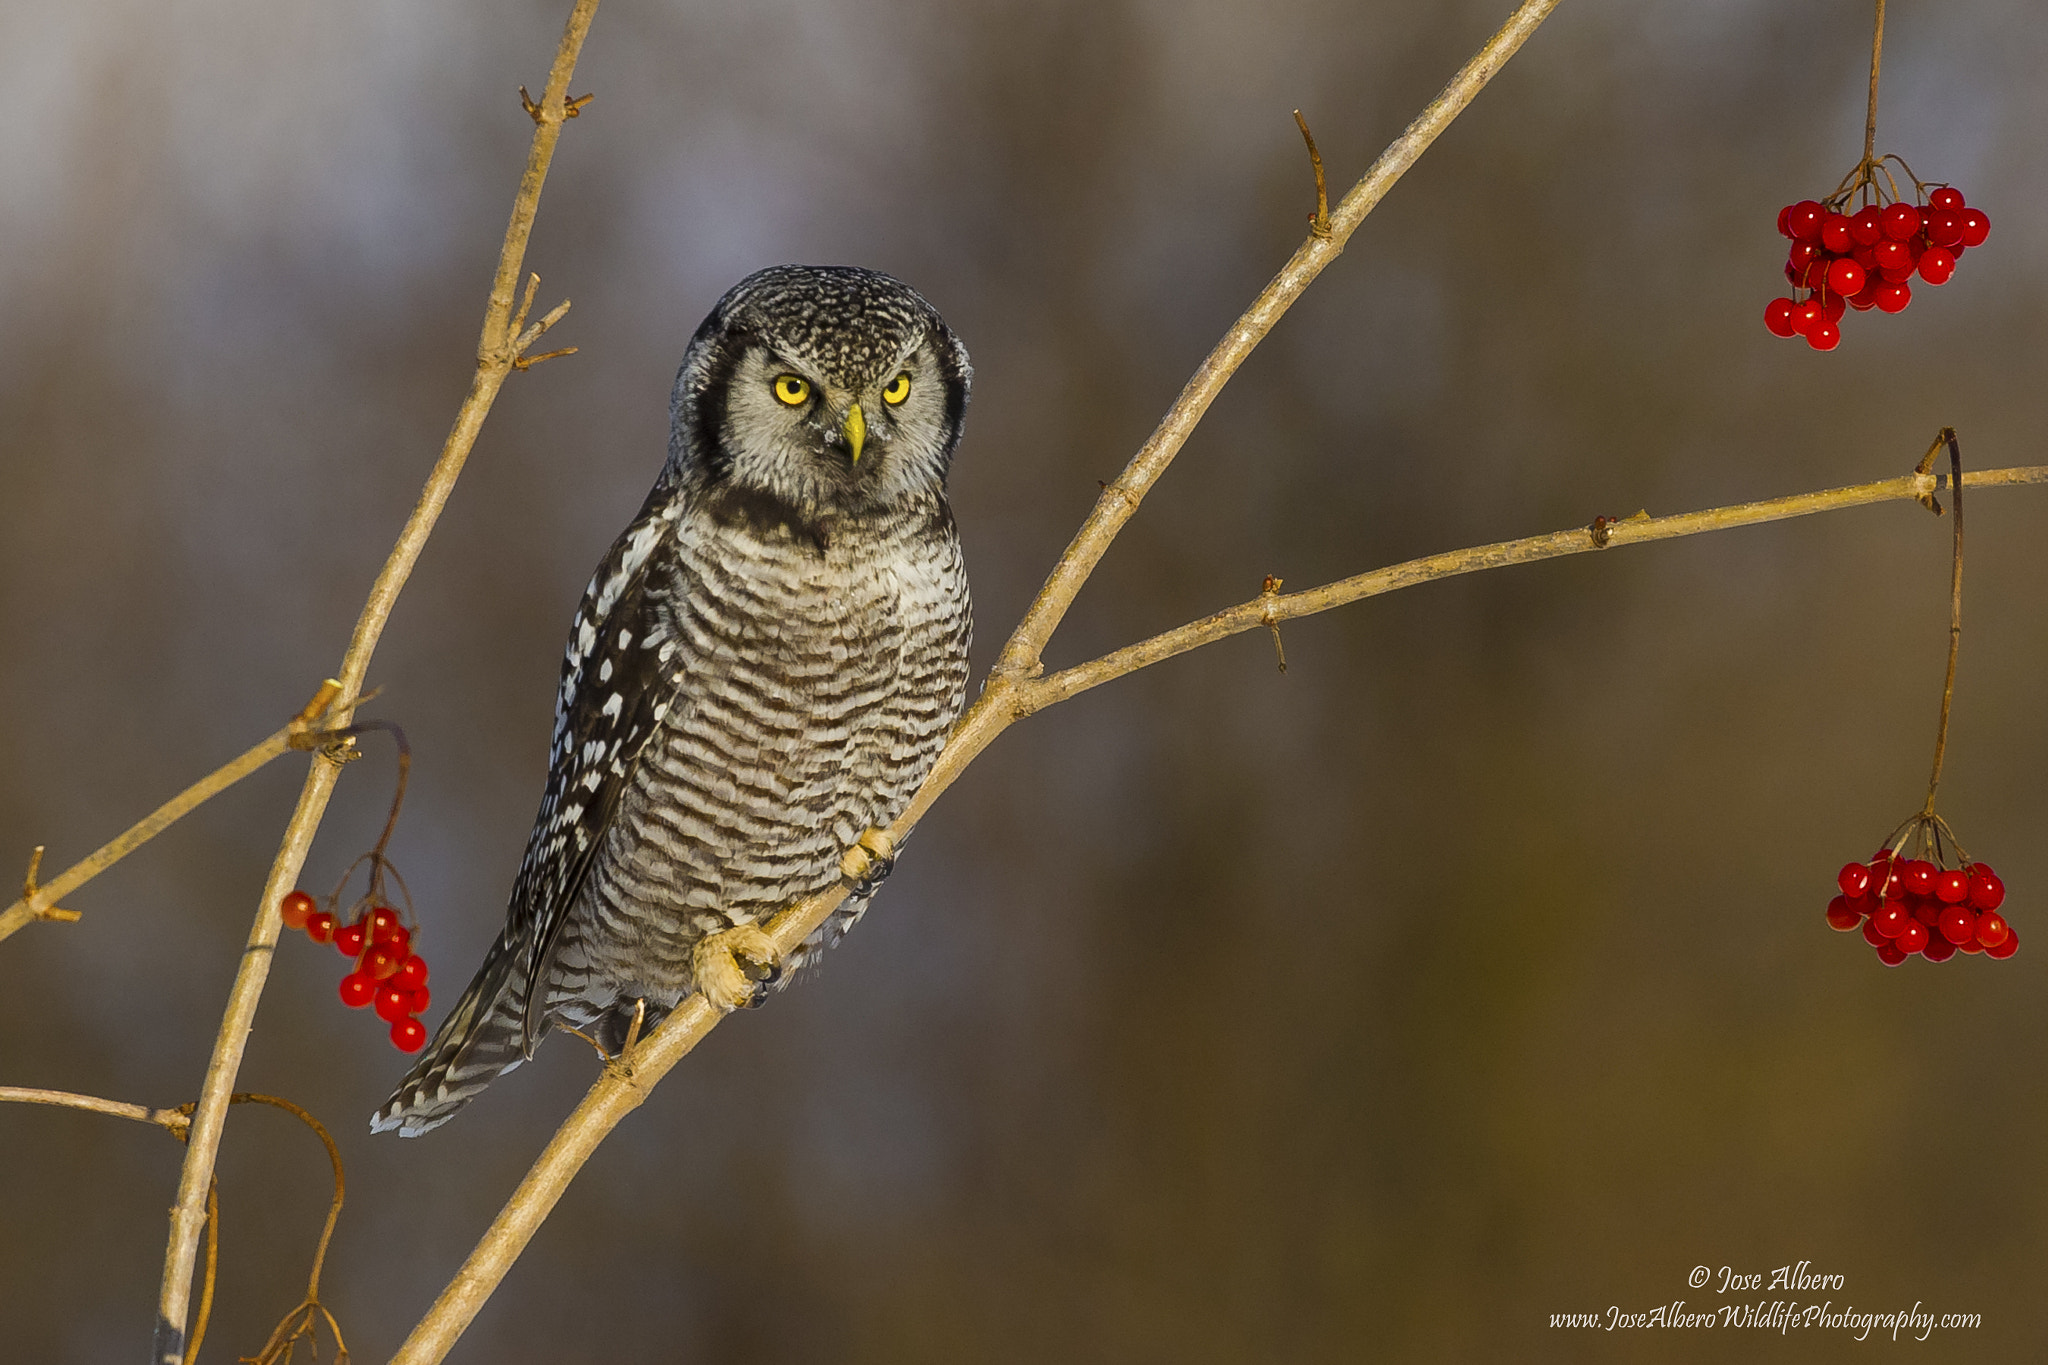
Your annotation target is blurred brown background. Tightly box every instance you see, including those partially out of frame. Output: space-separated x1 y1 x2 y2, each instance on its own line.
4 1 2046 1360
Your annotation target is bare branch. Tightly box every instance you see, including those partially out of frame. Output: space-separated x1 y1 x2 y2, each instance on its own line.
394 4 1562 1357
149 2 604 1357
989 0 1561 685
0 681 344 948
0 1085 191 1133
1026 463 2048 712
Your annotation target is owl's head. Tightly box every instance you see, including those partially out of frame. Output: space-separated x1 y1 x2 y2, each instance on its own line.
668 265 971 524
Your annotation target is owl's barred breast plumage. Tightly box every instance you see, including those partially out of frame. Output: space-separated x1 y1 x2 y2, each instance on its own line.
373 266 972 1136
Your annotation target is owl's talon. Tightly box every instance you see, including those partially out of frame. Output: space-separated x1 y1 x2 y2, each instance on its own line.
692 925 780 1013
839 828 897 894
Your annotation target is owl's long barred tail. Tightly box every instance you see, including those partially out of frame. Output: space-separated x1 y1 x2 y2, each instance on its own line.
371 933 531 1136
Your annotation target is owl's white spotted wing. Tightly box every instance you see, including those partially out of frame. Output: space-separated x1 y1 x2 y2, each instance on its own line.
507 497 688 1051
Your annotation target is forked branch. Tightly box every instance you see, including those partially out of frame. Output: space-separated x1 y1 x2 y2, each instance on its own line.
392 3 1566 1359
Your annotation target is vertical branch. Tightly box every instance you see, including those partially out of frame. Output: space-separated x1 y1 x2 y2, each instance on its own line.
148 3 602 1359
1864 0 1886 167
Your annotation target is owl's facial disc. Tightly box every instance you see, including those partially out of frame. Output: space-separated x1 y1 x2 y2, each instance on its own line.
713 338 951 514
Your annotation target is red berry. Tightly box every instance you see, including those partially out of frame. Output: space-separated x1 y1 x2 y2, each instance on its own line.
338 972 376 1009
391 1017 429 1053
1902 860 1937 897
1925 209 1964 247
1806 319 1840 351
1848 281 1881 311
1791 299 1823 335
1939 904 1978 945
1777 204 1794 237
1987 924 2020 960
1897 920 1930 955
1977 912 2012 949
1826 258 1866 297
1922 934 1957 963
392 954 430 991
1918 248 1956 285
1928 187 1965 212
368 906 402 940
280 890 316 931
1826 896 1863 930
1934 870 1969 904
375 983 414 1022
1911 897 1942 927
1838 862 1874 898
1872 902 1911 939
1967 868 2005 911
362 946 400 981
1820 213 1853 253
1874 280 1911 313
1765 298 1799 338
378 925 412 958
409 985 433 1015
1873 238 1912 272
1861 917 1888 948
306 911 336 944
334 922 367 957
1881 202 1922 240
1875 940 1908 966
1958 936 1985 954
1849 206 1885 245
1786 200 1826 240
1817 289 1846 322
1787 240 1823 270
1958 209 1990 247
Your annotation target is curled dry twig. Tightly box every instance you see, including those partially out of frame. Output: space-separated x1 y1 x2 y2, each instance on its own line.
1 1088 348 1362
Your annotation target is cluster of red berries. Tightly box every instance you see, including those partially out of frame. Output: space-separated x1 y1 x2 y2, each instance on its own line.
1825 853 2014 965
280 891 434 1051
1765 187 1990 350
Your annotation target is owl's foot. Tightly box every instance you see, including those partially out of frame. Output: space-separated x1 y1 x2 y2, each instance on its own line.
838 828 896 895
692 924 782 1012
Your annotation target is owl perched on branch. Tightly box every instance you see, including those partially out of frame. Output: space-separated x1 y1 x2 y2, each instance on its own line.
374 265 973 1136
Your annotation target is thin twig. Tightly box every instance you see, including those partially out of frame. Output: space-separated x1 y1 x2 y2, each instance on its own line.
0 680 342 947
1865 0 1886 168
149 3 602 1358
1293 111 1332 239
1923 429 1964 813
0 1085 191 1132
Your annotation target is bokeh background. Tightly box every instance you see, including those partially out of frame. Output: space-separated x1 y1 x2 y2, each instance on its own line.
4 0 2046 1360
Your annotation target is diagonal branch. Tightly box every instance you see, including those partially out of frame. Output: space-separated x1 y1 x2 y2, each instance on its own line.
148 3 602 1360
0 681 343 948
391 3 1564 1358
990 0 1561 684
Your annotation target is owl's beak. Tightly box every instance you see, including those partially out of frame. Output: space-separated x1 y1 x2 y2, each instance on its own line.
842 403 866 464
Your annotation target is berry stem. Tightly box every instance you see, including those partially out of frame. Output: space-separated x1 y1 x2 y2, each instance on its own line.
1921 427 1964 816
1864 0 1886 171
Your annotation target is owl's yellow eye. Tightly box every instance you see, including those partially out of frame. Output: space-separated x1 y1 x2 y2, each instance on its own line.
881 371 912 406
772 374 810 406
